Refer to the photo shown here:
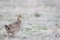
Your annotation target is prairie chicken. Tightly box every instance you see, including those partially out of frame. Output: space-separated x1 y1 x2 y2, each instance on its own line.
5 15 22 37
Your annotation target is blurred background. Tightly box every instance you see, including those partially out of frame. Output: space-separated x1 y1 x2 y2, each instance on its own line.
0 0 60 40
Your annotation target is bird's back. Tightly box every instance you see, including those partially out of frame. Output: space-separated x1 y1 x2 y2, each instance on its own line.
7 21 21 33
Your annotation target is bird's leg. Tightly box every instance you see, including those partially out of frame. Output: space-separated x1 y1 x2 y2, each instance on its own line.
7 32 12 37
11 32 15 37
7 33 10 37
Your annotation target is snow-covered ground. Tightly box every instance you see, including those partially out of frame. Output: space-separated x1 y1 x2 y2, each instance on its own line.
0 0 60 40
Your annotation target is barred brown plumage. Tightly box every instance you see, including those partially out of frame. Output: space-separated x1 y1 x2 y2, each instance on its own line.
5 15 22 37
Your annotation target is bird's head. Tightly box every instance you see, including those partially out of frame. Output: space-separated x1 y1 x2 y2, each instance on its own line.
17 15 22 21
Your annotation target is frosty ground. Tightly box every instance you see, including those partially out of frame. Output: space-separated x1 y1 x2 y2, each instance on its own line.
0 0 60 40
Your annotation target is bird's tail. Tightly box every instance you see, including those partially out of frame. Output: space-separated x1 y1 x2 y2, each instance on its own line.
5 25 8 30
